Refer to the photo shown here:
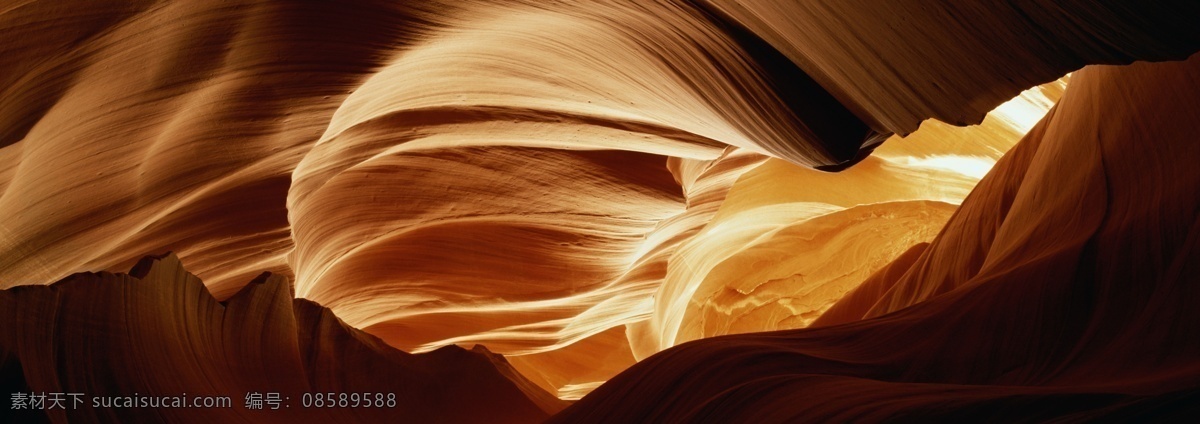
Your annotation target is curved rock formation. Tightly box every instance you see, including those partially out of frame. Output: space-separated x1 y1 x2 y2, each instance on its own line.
550 53 1200 423
2 0 1200 421
0 253 562 423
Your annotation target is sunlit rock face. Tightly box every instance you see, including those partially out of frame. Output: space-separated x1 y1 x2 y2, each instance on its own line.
636 83 1066 357
552 54 1200 424
2 0 1200 421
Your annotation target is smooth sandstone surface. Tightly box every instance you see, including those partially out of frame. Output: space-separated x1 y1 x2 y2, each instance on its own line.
1 0 1199 421
0 253 561 423
551 54 1200 423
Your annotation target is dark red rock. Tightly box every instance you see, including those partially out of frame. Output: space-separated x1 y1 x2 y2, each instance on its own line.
0 253 562 423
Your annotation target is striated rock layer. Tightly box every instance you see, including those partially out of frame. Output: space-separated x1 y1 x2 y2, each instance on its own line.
2 0 1200 414
550 54 1200 423
0 253 563 423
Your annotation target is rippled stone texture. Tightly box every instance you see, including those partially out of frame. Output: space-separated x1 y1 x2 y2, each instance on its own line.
0 253 562 423
2 0 1199 420
551 53 1200 424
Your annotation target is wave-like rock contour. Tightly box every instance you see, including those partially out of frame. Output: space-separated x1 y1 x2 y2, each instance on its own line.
0 253 562 423
550 51 1200 423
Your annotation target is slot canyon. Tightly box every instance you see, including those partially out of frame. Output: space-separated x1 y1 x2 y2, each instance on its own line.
2 1 1199 422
